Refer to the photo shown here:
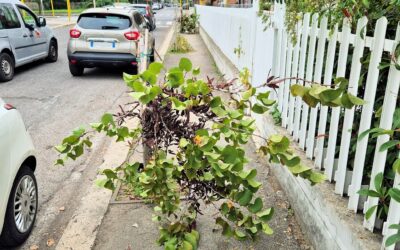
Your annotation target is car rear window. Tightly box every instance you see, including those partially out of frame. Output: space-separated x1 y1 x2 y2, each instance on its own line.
78 13 131 30
133 7 146 15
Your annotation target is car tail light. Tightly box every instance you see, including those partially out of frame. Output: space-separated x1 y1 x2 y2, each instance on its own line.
4 103 15 110
124 31 140 41
70 29 81 38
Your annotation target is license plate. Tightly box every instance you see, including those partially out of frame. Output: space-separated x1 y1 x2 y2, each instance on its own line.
89 41 116 49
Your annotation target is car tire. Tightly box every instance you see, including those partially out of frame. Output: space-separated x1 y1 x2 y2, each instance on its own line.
0 53 14 82
69 63 84 76
46 40 58 63
0 166 38 248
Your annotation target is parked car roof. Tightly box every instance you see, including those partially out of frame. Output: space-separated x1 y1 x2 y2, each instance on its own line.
81 7 136 16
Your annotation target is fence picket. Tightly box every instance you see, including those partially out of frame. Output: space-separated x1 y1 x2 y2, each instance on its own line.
334 17 368 196
293 13 310 141
287 22 302 134
381 26 400 250
299 13 319 149
324 19 352 181
305 16 328 159
281 38 293 128
314 25 338 169
354 17 390 231
278 31 288 112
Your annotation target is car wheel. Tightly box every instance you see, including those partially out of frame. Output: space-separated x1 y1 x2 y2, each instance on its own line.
0 53 14 82
46 40 58 63
0 166 38 247
69 63 84 76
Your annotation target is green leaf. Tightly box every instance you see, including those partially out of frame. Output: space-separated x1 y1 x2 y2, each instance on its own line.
357 189 381 198
171 97 187 110
211 106 227 117
288 164 311 174
216 217 233 237
389 224 400 230
242 88 256 101
167 68 184 88
309 172 326 184
247 179 262 189
252 103 269 114
347 93 365 105
148 62 164 74
55 145 68 153
184 232 198 250
361 0 370 8
248 198 263 213
221 146 238 164
302 92 319 107
101 113 114 126
210 96 222 108
55 159 64 166
379 140 400 152
393 159 400 174
358 128 386 141
237 189 253 206
261 222 273 235
234 230 247 240
179 138 189 148
385 233 400 247
179 57 193 71
256 208 274 222
141 70 157 85
192 67 200 76
389 188 400 203
182 240 193 250
365 205 377 220
290 84 306 97
131 81 146 92
103 169 117 179
374 172 383 191
319 88 343 102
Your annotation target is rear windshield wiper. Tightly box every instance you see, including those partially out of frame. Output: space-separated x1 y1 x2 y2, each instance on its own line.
101 26 120 30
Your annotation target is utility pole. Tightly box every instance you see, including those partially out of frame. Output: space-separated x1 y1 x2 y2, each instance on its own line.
93 0 96 8
39 0 44 15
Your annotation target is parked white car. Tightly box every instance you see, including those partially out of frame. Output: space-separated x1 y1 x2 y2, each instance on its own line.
0 0 58 82
0 98 37 247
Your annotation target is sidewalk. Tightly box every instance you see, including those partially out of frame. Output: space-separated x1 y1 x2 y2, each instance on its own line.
92 33 311 250
46 16 77 29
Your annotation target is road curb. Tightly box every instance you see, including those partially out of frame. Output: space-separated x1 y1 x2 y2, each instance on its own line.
55 21 177 250
52 22 75 29
157 22 177 62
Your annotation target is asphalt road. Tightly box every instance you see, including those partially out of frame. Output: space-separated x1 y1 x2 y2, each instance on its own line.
0 7 177 249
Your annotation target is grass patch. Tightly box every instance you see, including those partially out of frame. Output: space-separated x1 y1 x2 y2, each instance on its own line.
169 35 194 54
34 9 85 16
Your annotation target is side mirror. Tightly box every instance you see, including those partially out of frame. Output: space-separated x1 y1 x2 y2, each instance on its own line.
26 24 35 31
38 16 46 27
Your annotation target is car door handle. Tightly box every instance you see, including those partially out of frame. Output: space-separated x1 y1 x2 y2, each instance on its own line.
23 34 28 38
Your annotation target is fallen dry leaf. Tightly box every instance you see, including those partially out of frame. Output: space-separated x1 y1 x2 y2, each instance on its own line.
47 238 55 247
30 245 39 250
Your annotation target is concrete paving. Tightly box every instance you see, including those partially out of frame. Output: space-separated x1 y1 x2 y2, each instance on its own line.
0 7 176 250
93 33 311 250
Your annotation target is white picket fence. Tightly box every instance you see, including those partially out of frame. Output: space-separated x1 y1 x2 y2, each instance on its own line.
271 4 400 248
197 1 400 249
